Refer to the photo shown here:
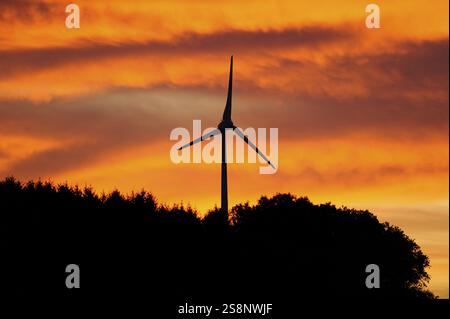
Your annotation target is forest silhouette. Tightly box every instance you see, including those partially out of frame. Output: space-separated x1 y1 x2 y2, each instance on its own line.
0 177 436 302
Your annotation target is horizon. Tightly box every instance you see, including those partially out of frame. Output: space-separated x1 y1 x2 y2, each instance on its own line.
0 0 448 298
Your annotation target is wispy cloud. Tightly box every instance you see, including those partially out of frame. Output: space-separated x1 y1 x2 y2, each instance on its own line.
0 26 353 78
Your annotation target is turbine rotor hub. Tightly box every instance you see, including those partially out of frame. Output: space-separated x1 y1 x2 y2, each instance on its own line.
218 120 234 131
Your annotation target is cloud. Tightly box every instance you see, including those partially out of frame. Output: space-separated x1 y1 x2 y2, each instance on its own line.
0 87 240 177
0 148 9 159
0 81 448 179
0 0 53 23
230 39 449 140
271 161 448 190
242 38 449 98
0 26 353 78
0 31 447 178
4 143 104 178
0 91 172 178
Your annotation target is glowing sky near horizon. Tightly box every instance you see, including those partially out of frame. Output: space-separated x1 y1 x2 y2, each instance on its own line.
0 0 448 297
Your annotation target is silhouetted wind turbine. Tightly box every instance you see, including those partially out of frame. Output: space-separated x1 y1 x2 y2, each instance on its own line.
178 56 275 214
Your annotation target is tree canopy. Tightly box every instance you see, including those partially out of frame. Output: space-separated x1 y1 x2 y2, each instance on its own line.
0 177 435 300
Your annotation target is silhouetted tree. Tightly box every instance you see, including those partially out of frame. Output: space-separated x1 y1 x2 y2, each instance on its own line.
0 177 435 302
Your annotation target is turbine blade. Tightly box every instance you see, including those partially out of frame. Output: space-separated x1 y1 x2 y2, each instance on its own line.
233 127 275 169
222 55 233 121
177 129 221 150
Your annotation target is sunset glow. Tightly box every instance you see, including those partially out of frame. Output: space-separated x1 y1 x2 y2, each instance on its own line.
0 0 448 297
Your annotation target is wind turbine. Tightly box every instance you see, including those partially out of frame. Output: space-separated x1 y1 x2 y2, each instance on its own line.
178 56 275 214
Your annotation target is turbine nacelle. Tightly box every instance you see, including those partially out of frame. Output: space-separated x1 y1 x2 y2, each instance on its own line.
218 119 234 132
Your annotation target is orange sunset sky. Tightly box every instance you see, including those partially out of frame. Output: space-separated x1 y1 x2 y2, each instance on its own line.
0 0 448 297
